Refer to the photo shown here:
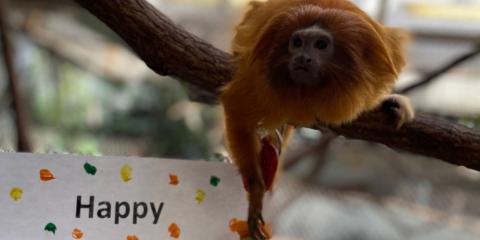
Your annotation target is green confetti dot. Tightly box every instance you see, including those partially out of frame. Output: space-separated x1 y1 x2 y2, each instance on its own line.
84 162 97 175
210 176 220 187
44 223 57 234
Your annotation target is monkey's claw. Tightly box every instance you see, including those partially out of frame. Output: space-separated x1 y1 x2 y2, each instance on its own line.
381 94 414 129
248 211 267 240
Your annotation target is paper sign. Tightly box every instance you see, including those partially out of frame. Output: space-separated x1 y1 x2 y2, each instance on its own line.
0 152 248 239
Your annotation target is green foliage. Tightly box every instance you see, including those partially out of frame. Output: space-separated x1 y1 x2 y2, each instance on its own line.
23 47 217 158
8 30 219 159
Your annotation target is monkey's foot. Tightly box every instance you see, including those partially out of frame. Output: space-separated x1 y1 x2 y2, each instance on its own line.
247 176 269 240
248 208 268 240
382 94 415 129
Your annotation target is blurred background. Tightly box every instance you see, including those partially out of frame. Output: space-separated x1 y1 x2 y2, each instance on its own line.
0 0 479 239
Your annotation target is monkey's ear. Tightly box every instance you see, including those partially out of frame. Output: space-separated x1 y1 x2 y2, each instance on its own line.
384 27 410 73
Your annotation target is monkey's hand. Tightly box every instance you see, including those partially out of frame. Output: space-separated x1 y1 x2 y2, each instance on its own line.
381 94 415 129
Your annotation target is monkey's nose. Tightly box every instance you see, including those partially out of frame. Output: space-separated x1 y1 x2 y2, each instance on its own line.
294 55 312 64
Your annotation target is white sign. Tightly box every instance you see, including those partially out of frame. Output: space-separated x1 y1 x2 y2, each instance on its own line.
0 152 248 239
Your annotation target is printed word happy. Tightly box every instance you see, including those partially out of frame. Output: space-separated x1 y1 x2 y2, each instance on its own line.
75 195 164 224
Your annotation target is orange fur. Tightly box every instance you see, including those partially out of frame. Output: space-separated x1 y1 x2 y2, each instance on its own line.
220 1 408 237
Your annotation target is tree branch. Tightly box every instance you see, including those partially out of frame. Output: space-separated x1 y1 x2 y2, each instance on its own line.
327 111 480 170
74 0 233 95
0 0 31 152
74 0 480 170
397 45 480 94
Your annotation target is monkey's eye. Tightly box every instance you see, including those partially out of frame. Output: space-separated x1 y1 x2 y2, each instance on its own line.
292 37 303 48
315 39 329 50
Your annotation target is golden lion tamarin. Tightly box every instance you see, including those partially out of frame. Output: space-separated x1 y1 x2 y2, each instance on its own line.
220 0 414 239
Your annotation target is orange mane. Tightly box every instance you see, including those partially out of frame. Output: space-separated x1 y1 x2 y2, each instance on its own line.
222 0 407 127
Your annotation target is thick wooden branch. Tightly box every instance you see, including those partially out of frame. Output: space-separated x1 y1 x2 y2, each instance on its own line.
74 0 480 170
327 111 480 170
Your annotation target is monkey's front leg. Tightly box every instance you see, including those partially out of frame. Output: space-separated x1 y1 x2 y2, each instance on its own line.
225 121 269 240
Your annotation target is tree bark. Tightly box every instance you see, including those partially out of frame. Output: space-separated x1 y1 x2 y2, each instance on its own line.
74 0 480 170
74 0 233 95
327 111 480 170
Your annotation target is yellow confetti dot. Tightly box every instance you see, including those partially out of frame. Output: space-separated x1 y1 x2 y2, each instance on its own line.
10 187 23 201
120 164 133 182
195 189 205 204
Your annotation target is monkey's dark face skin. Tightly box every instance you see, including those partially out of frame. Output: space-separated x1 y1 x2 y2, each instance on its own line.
288 26 334 86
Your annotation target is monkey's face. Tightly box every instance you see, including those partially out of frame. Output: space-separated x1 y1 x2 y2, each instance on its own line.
253 5 398 94
287 26 334 86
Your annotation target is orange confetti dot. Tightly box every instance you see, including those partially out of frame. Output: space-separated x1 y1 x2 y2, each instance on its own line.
72 228 83 239
40 169 56 181
229 218 272 239
168 223 181 239
127 235 139 240
229 218 249 238
169 174 179 185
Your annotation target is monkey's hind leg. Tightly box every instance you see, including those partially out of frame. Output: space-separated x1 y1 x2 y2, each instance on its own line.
382 94 415 129
224 122 268 240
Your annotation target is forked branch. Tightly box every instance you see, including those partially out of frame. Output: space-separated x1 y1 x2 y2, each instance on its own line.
74 0 480 170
